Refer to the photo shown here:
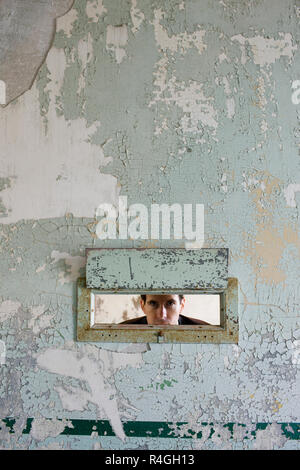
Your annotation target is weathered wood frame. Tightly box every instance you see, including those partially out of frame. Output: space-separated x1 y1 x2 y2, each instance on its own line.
76 248 239 344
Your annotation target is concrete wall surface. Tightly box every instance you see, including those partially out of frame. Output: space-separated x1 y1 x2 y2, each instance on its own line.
0 0 299 450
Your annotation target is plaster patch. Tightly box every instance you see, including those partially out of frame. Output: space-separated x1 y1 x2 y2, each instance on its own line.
219 52 229 63
248 226 287 284
152 9 206 54
77 33 94 93
252 423 287 450
106 25 128 64
56 6 78 37
36 347 125 440
77 33 94 67
226 98 235 119
260 119 268 133
241 172 300 285
0 300 21 323
0 48 119 223
0 0 75 104
291 340 300 365
284 184 300 208
1 0 300 450
55 385 91 412
86 0 106 22
28 305 54 334
130 0 145 34
210 424 233 449
50 250 85 284
36 345 144 440
231 33 297 67
30 416 73 441
222 77 231 95
150 69 218 133
254 76 268 110
36 264 47 273
117 344 150 354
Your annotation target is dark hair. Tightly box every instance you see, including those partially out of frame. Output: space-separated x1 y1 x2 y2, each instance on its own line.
141 294 184 303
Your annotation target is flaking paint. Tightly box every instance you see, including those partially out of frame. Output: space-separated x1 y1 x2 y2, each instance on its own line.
0 0 299 450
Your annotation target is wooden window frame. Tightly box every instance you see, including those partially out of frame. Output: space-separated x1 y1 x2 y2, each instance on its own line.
76 248 238 344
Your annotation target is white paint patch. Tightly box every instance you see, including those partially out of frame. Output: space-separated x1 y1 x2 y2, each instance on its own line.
117 344 150 354
56 8 78 38
260 119 268 133
253 423 287 450
77 33 94 66
86 0 106 21
0 300 21 323
231 33 297 67
28 305 54 334
30 416 73 441
221 173 228 192
37 442 65 450
232 344 241 358
219 52 229 63
29 305 46 318
226 98 235 119
291 340 300 365
154 118 168 135
255 76 268 110
223 355 229 368
77 33 94 94
222 76 231 95
284 183 300 208
36 264 46 273
242 174 261 192
130 0 145 34
150 72 218 133
153 9 206 54
0 44 119 224
210 423 232 449
50 250 85 284
0 340 6 365
55 385 91 412
221 77 235 118
36 346 143 440
151 56 168 99
106 25 128 64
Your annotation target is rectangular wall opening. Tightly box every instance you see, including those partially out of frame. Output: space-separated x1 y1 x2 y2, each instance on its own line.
91 293 221 326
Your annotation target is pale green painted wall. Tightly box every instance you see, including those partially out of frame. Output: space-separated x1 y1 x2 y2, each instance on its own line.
0 0 299 449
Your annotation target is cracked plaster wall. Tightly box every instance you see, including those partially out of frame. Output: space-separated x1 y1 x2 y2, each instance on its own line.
0 0 299 450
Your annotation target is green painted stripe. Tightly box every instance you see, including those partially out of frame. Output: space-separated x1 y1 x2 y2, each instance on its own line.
1 419 299 440
2 417 16 434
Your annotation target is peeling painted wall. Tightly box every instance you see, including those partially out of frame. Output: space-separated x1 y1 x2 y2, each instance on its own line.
0 0 299 450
